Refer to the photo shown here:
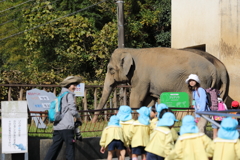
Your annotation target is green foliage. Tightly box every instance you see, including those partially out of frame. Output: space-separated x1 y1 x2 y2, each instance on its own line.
0 0 171 85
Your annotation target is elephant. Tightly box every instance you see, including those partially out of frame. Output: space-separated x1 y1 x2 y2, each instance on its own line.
182 48 229 102
92 47 229 121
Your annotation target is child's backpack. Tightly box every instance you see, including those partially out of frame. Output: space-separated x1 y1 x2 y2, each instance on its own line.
48 91 69 122
213 101 227 121
205 88 220 111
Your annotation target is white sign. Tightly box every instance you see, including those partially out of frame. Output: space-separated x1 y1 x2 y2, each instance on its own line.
74 83 85 97
2 118 28 153
1 101 28 153
26 89 56 128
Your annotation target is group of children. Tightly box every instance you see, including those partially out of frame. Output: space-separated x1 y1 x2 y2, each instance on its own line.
99 103 240 160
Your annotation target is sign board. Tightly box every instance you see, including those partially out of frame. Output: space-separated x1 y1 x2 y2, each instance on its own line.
1 101 28 153
26 88 56 111
160 92 190 109
26 88 56 128
74 83 85 97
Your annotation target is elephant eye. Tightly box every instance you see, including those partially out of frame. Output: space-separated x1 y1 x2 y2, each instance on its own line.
109 68 115 75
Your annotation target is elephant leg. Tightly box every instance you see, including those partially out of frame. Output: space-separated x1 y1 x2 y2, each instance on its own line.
142 95 157 107
129 86 149 108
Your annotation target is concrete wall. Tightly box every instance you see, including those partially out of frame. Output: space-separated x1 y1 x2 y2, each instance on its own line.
172 0 240 101
0 137 108 160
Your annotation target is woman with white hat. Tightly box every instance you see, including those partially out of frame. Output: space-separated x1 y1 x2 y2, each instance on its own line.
185 74 210 134
44 76 82 160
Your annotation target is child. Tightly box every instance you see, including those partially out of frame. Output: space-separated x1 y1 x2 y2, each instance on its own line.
149 103 165 133
166 115 212 160
158 104 179 142
117 105 134 158
231 101 239 109
100 115 127 160
230 101 240 123
212 97 228 139
128 106 150 160
208 117 240 160
145 112 177 160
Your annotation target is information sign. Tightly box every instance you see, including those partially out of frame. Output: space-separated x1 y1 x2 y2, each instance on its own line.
160 92 190 109
1 101 28 154
74 83 85 97
26 88 56 128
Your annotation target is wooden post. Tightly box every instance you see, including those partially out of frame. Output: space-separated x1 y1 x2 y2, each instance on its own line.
53 87 56 95
84 89 88 122
8 87 11 101
19 87 23 100
123 87 127 105
104 104 107 121
94 88 97 109
113 89 117 108
116 0 124 48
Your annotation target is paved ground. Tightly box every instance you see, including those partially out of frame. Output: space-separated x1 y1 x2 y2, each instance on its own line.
97 157 130 160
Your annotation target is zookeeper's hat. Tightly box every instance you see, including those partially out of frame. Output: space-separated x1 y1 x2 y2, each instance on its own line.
59 76 81 87
185 74 201 84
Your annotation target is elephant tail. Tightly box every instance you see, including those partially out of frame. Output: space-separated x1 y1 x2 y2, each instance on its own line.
210 68 218 89
219 69 230 102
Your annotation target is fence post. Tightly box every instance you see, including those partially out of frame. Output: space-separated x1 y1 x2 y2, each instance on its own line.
8 87 12 101
113 89 117 108
94 88 97 109
19 87 24 100
84 89 88 122
104 104 107 121
53 87 56 95
123 87 127 105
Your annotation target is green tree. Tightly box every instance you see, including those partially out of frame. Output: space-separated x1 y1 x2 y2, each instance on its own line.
0 0 171 84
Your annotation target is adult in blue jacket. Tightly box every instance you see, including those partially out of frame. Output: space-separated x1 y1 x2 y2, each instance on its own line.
44 76 81 160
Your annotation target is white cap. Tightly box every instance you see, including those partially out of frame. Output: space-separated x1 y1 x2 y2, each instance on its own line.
218 97 223 102
185 74 200 84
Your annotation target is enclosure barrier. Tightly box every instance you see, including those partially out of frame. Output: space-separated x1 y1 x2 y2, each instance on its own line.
0 84 130 111
0 84 200 136
2 108 196 136
196 110 240 130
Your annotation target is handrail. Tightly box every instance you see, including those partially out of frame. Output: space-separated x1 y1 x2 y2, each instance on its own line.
196 110 240 118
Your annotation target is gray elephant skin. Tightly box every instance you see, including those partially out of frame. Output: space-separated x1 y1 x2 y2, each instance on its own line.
96 47 229 112
182 48 229 101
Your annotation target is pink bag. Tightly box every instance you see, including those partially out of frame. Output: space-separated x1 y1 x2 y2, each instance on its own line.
213 101 226 121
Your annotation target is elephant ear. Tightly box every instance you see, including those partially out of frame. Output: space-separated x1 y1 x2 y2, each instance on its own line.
121 52 133 76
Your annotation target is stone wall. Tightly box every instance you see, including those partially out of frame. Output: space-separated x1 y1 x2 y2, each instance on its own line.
0 137 107 160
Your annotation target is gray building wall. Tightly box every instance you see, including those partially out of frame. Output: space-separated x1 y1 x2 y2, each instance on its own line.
172 0 240 102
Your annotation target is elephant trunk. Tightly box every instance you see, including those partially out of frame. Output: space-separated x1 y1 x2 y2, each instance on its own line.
92 73 114 122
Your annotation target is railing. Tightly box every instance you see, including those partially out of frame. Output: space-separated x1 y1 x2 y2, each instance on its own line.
0 84 199 137
25 108 195 136
0 84 131 111
196 110 240 129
